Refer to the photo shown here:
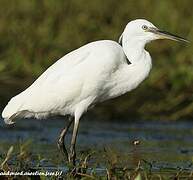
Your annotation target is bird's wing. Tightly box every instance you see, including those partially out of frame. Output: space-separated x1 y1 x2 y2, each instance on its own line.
2 40 124 121
30 45 91 88
29 40 123 92
2 44 91 120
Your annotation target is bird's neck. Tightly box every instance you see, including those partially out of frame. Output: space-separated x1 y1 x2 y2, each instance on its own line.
100 37 152 101
122 36 146 64
107 36 152 98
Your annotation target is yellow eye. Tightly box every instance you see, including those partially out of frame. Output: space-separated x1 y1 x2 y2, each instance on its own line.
142 25 148 30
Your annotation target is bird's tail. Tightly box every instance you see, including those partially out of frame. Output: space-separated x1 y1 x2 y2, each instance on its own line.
2 95 25 124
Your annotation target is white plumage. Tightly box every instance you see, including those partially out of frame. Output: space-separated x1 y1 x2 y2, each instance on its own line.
2 18 188 124
1 19 187 164
2 39 151 123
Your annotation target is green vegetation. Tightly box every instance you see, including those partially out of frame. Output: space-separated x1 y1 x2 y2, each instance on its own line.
1 144 193 179
0 0 193 120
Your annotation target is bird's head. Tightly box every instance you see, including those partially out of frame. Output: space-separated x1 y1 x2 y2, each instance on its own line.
119 19 189 45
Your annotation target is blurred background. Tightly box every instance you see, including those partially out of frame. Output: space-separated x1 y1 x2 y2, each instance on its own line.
0 1 193 175
0 0 193 121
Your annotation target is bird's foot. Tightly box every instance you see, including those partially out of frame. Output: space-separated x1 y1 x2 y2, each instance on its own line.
69 167 79 177
67 154 79 178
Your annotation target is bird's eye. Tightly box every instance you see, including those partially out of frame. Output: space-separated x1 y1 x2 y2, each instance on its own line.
142 25 148 30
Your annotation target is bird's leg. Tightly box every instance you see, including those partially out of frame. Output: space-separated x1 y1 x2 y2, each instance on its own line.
57 116 73 161
69 118 80 166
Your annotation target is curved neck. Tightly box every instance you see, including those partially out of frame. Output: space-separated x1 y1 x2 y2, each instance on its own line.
122 35 146 64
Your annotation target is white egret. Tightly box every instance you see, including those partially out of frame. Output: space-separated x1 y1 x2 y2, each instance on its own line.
1 19 188 165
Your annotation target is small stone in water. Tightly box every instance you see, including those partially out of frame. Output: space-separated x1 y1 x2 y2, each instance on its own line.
133 140 140 145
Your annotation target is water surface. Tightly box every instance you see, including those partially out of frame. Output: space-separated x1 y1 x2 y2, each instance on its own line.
0 117 193 171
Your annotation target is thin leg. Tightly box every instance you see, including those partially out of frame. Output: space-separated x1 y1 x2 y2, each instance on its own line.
57 116 73 161
69 118 80 165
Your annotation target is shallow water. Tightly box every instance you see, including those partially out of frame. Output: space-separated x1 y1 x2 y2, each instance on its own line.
0 117 193 171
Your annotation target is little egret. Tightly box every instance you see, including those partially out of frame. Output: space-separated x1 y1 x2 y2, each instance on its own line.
2 19 188 165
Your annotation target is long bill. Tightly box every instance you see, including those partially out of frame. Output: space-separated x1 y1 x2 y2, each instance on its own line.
148 27 189 43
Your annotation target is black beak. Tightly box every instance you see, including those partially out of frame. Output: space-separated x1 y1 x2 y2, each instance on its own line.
148 27 189 43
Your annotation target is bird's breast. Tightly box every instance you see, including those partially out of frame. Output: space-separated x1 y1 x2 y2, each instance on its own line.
103 55 152 100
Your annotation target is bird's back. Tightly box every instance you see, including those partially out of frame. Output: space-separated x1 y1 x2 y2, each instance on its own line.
2 40 126 123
